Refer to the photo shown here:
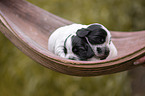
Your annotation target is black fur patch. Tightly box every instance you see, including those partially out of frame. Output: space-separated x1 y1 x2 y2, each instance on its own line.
63 34 72 54
76 25 107 45
76 28 90 37
71 36 95 60
87 25 107 44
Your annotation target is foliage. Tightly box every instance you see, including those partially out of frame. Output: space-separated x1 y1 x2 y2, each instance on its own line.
0 0 145 96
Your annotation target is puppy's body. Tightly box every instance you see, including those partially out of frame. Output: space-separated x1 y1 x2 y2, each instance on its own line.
48 24 88 60
48 23 117 61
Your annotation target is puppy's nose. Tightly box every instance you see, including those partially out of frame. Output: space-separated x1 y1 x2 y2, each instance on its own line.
97 47 102 54
97 47 110 60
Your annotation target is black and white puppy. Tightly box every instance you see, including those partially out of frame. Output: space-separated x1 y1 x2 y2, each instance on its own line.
48 23 117 61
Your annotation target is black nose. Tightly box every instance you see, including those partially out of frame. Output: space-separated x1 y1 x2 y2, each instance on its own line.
97 47 110 60
100 50 110 60
97 47 102 54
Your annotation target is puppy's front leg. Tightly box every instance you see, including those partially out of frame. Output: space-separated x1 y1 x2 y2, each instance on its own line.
55 46 66 58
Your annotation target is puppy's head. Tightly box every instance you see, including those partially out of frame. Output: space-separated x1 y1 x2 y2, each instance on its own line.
76 24 117 60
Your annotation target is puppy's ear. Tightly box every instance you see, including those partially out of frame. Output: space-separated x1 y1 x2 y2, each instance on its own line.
87 25 102 31
76 28 90 37
86 46 95 58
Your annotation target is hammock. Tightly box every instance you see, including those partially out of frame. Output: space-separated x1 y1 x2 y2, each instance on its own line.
0 0 145 76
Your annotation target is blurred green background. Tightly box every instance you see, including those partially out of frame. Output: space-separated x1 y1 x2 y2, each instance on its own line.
0 0 145 96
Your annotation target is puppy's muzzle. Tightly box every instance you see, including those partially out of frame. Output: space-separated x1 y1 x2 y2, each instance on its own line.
96 47 110 60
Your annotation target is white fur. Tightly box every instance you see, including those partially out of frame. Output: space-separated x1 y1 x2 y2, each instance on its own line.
48 23 117 61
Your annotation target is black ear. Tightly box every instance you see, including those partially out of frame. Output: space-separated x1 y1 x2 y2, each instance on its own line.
86 44 95 58
87 25 102 31
76 28 90 38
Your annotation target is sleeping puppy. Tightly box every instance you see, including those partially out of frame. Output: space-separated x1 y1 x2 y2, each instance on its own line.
48 23 117 61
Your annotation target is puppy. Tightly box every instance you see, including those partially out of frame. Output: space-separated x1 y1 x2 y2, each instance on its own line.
48 23 117 61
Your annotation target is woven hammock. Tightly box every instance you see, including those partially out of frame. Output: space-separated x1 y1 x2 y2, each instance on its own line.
0 0 145 76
